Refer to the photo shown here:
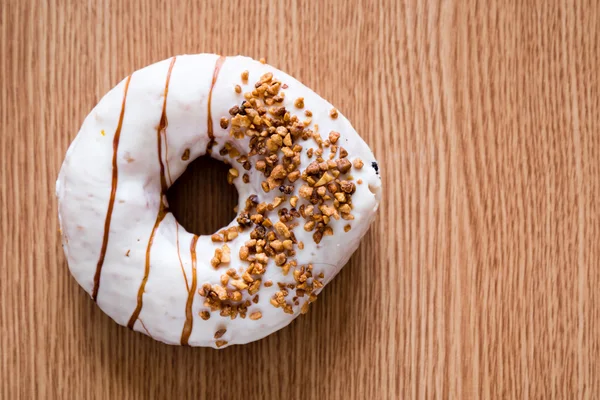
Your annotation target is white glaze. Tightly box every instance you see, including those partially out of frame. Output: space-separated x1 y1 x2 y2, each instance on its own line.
56 54 381 347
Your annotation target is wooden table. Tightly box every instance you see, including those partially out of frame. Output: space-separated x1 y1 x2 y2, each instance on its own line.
1 0 599 398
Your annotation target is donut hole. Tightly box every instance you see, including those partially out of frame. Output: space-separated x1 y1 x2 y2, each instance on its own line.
166 156 238 235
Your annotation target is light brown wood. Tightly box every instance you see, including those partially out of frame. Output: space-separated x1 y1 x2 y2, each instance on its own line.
1 0 599 398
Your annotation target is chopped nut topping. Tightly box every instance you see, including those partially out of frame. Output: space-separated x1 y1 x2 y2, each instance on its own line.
215 340 228 348
227 168 239 184
275 253 287 266
336 158 352 174
304 220 315 231
274 221 291 238
225 228 238 241
340 180 356 194
220 274 230 286
338 204 352 214
231 279 248 290
207 69 363 308
353 158 364 169
260 72 273 84
200 311 210 320
250 311 262 320
259 57 266 64
334 192 346 202
330 108 338 119
329 131 340 144
214 328 226 339
299 185 313 199
219 117 229 130
301 302 310 314
211 245 231 268
270 239 284 251
314 172 334 187
248 280 261 295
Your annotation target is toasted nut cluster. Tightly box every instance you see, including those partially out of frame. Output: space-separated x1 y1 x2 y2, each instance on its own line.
271 264 324 314
227 70 359 245
200 192 300 318
211 244 231 268
226 72 308 195
200 67 363 319
211 226 240 243
298 147 357 243
199 280 253 320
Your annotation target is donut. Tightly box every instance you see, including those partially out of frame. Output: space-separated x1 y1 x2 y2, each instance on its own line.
56 54 382 348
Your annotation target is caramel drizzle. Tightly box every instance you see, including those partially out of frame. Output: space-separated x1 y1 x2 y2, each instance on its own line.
127 57 177 329
180 235 199 345
139 318 154 339
164 130 174 186
92 75 132 302
175 221 189 290
207 55 226 140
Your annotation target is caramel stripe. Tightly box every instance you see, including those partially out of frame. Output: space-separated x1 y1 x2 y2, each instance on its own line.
164 128 173 186
139 319 153 339
207 55 226 140
180 234 199 345
92 75 132 302
127 57 177 329
175 221 189 290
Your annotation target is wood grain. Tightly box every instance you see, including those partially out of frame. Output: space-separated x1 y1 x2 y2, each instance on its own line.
1 0 599 398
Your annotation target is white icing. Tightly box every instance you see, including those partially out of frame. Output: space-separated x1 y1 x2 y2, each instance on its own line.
56 54 381 347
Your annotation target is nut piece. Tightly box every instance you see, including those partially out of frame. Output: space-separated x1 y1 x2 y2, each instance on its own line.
214 328 226 339
329 131 340 144
274 221 291 238
220 117 229 129
200 311 210 320
314 172 334 187
294 97 304 108
227 168 239 184
250 311 262 320
336 159 352 174
330 108 338 119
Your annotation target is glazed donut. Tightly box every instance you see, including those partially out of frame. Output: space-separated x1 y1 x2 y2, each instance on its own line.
56 54 381 347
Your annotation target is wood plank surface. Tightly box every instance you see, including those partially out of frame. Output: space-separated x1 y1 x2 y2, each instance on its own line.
1 0 599 398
